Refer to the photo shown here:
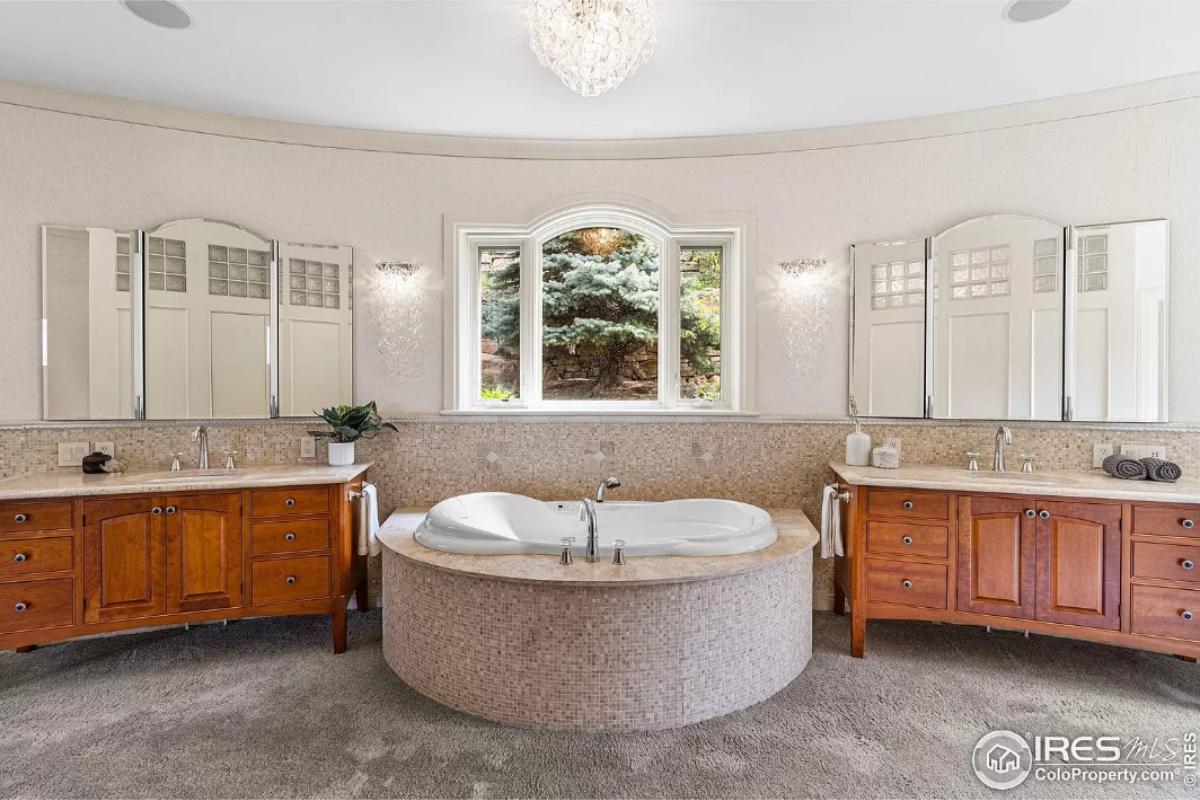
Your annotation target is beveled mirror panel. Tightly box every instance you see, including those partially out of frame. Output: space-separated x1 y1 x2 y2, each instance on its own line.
1068 219 1169 422
278 242 354 416
849 240 927 418
41 225 138 420
930 215 1064 421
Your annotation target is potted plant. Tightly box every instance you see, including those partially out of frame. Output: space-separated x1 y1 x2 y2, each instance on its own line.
309 401 397 466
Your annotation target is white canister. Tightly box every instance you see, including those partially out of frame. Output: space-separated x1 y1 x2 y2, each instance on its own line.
328 441 356 466
846 425 872 467
871 444 901 469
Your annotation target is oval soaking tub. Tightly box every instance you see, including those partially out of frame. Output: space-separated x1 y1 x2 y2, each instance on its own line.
416 492 777 557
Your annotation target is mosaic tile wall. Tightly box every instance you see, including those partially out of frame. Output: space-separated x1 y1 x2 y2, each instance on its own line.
383 544 812 731
3 418 1199 608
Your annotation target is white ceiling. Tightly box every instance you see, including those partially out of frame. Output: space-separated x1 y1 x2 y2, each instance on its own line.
2 1 1200 140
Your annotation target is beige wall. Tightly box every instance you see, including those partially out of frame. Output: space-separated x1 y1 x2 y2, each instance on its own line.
3 79 1200 422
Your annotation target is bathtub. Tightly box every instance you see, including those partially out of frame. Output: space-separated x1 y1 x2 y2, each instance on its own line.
415 491 777 557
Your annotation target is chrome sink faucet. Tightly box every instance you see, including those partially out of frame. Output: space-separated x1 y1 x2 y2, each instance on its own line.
993 425 1013 472
192 425 210 470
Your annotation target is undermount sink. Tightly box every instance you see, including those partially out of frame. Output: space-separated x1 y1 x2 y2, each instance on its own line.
141 469 240 483
970 471 1074 484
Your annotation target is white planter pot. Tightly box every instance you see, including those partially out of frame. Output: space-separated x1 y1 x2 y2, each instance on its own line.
328 441 356 467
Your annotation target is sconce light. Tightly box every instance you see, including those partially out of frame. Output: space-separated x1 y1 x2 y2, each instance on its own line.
372 260 426 377
780 258 827 278
777 257 832 373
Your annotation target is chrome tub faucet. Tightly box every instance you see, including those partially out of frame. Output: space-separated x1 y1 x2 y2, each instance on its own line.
596 476 621 502
579 477 621 563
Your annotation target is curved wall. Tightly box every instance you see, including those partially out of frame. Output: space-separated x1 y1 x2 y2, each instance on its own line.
2 77 1200 421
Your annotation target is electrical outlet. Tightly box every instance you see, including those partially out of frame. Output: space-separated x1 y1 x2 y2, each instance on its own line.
300 436 316 458
57 441 91 467
94 441 116 458
1092 442 1114 468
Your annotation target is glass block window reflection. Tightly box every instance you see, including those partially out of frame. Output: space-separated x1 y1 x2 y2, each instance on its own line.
288 259 341 308
208 245 270 299
1077 234 1108 292
1033 237 1060 294
147 236 187 292
115 235 131 292
870 259 925 310
949 245 1009 300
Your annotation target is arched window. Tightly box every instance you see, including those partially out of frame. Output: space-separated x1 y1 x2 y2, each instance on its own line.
449 205 747 413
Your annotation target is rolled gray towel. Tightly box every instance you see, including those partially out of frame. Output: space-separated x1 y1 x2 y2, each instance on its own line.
1103 454 1148 480
1141 457 1182 482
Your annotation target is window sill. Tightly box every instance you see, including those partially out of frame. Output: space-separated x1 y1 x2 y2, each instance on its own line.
441 408 758 418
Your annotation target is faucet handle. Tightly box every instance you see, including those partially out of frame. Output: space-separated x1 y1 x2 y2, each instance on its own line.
559 536 575 566
1021 455 1035 474
223 450 238 470
965 452 980 471
612 538 627 566
169 452 183 471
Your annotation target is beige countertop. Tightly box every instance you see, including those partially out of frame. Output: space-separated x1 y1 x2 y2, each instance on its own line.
0 463 371 501
378 506 819 586
832 462 1200 504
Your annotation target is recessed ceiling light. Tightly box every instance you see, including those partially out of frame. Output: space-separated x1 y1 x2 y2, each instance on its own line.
122 0 191 30
1003 0 1071 23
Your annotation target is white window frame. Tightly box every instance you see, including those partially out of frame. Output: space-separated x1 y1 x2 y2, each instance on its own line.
446 204 749 414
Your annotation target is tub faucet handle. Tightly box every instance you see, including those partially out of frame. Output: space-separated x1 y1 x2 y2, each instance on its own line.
559 537 575 566
612 539 627 566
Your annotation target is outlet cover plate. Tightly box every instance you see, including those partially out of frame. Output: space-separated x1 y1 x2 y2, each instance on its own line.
94 441 116 458
57 441 90 467
300 436 316 458
1092 442 1114 468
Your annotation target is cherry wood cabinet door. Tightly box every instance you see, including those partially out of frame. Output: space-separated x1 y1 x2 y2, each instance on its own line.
1035 500 1121 630
957 495 1036 619
165 492 243 613
82 497 167 623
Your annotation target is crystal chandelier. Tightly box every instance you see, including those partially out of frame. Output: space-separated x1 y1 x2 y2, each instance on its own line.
528 0 657 97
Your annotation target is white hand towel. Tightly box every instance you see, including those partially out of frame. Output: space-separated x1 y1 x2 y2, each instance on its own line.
358 482 382 557
819 484 845 559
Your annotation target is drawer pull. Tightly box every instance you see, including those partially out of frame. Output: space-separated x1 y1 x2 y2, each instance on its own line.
1183 560 1196 571
151 507 163 515
1183 519 1196 530
902 536 913 545
285 498 296 508
1039 510 1051 520
284 533 297 542
13 602 27 612
902 501 914 510
286 576 297 585
13 553 27 563
13 513 28 523
165 506 177 515
901 579 913 589
1183 610 1195 622
1025 509 1036 518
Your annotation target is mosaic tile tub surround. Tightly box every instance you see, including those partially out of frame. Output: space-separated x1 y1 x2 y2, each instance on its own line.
2 418 1199 607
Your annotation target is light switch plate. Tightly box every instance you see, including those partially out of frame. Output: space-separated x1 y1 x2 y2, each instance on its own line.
1092 442 1114 468
1122 443 1168 460
300 436 316 458
57 441 90 467
94 441 116 458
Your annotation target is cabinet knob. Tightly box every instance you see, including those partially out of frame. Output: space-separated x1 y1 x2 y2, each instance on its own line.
286 576 297 585
901 579 913 589
1182 610 1195 622
165 506 177 515
284 532 296 542
1025 509 1036 518
13 602 27 612
902 536 913 545
1182 560 1196 571
1182 519 1195 530
1039 510 1050 520
902 501 914 510
285 498 296 508
13 513 27 523
13 553 27 563
151 507 163 515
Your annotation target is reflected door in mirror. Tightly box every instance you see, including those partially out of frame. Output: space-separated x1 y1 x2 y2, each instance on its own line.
278 243 353 416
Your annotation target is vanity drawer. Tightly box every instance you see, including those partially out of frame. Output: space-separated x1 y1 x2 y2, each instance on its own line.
251 519 330 556
866 558 948 610
1130 585 1200 643
0 536 73 578
1132 542 1200 584
0 578 73 634
1132 505 1200 539
0 500 73 533
249 487 329 519
251 555 331 606
868 489 950 521
867 521 949 560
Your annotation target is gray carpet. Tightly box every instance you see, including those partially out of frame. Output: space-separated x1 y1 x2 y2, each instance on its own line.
1 611 1197 799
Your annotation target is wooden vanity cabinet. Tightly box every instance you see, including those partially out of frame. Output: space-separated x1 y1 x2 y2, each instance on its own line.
1 477 367 654
837 482 1198 660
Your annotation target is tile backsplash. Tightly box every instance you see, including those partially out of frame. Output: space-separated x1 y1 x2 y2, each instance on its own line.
3 417 1198 609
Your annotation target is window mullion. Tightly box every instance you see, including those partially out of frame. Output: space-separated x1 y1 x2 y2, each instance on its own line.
522 235 541 406
661 237 680 409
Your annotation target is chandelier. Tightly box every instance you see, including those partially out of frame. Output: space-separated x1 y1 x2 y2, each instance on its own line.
528 0 657 97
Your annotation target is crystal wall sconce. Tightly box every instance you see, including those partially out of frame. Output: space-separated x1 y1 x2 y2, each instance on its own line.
372 260 426 378
778 258 833 373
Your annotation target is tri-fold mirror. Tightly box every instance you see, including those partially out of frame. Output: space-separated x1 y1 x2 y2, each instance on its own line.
41 218 354 421
850 215 1169 423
